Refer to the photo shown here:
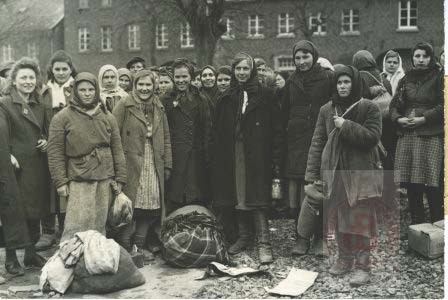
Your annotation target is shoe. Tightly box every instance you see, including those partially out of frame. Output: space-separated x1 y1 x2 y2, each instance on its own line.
349 269 370 287
258 244 273 264
291 237 310 256
310 238 329 257
24 252 47 268
228 237 253 254
5 260 24 277
140 249 155 264
228 212 254 255
328 257 353 275
35 234 56 251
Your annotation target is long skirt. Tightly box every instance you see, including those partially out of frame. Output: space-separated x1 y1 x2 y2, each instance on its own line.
61 179 113 242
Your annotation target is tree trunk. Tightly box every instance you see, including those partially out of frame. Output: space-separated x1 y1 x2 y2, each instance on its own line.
195 33 218 66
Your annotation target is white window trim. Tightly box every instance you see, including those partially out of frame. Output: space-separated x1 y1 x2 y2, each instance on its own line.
101 0 112 7
79 0 89 9
2 44 13 63
27 42 38 59
128 25 141 51
156 24 169 49
274 55 295 72
180 23 194 49
309 12 327 36
101 26 113 52
221 17 235 40
340 9 360 35
277 13 295 38
247 15 264 39
397 0 418 31
78 28 90 52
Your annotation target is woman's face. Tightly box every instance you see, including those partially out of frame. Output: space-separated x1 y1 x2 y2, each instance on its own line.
201 68 216 88
234 59 252 83
102 70 117 90
159 75 173 95
119 75 131 90
14 68 36 96
275 74 286 89
174 67 191 92
76 81 96 106
191 74 202 89
336 75 352 98
294 50 313 72
130 62 144 73
135 76 154 101
413 49 431 69
52 62 72 85
216 73 231 92
385 56 400 74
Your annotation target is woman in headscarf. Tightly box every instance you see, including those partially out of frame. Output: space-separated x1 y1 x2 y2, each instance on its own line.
37 50 77 251
216 65 232 93
47 72 127 241
162 58 211 214
306 65 382 286
199 65 219 115
211 52 284 264
158 68 174 97
113 70 172 260
381 50 405 96
98 64 128 112
118 68 133 93
0 57 49 275
389 42 444 224
281 40 334 256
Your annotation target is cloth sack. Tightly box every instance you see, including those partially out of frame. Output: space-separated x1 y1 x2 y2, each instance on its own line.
70 246 146 294
361 71 392 118
161 205 230 268
108 191 133 229
40 253 75 294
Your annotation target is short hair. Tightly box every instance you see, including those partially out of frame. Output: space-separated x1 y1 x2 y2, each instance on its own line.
46 50 77 83
172 58 194 77
3 57 41 95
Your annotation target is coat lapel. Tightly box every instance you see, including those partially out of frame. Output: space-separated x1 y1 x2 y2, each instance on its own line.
152 100 164 134
242 93 261 117
125 97 147 126
12 95 42 131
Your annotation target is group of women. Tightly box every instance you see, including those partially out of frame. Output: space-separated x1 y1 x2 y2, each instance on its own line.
0 40 443 288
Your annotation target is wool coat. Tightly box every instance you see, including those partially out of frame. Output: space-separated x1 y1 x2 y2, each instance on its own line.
305 99 383 207
0 89 51 219
162 88 211 204
113 94 172 217
211 84 284 208
281 65 334 180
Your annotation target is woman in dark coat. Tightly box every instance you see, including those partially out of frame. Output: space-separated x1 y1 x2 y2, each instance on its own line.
389 42 444 224
199 65 219 117
37 50 77 251
113 70 172 259
47 72 127 241
162 58 211 214
212 52 284 264
0 58 49 275
305 65 382 286
281 40 334 256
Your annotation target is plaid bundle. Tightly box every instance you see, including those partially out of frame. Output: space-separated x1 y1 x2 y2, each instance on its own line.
161 211 230 268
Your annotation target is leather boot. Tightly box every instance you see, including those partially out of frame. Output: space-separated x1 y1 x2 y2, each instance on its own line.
293 196 319 256
35 233 56 252
310 215 328 256
5 249 24 277
228 211 254 254
23 245 46 268
291 235 310 256
329 233 353 275
253 210 273 264
134 234 155 263
350 251 370 286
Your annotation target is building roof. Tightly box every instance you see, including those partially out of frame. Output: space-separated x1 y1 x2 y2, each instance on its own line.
0 0 64 32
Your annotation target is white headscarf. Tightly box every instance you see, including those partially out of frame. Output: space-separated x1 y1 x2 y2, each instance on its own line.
98 64 128 104
381 50 405 95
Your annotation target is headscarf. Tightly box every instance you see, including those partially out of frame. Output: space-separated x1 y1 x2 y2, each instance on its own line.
352 50 377 71
228 52 259 95
254 58 266 68
200 65 217 88
126 56 146 70
71 72 101 110
217 65 232 77
118 68 133 92
317 57 334 71
332 65 362 108
292 40 319 66
405 42 439 83
98 65 128 104
381 50 405 95
172 58 195 78
132 69 158 116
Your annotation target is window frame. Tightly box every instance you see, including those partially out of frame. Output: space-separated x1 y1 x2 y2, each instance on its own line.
78 27 90 53
2 44 13 63
247 14 264 39
180 22 194 49
277 12 295 37
101 26 113 52
221 17 235 40
397 0 418 31
128 24 141 51
101 0 112 7
156 24 169 49
274 55 295 72
340 9 360 36
27 42 38 60
309 12 327 36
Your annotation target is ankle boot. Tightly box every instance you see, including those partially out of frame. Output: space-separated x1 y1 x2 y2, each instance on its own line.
310 217 328 256
5 249 24 277
228 212 254 254
24 246 47 268
291 235 310 256
350 251 370 286
253 210 273 264
134 234 154 263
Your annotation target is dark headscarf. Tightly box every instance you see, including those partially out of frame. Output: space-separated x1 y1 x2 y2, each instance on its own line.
200 65 217 87
332 65 362 108
71 72 101 110
126 56 146 70
292 40 319 66
217 65 232 77
228 52 259 95
352 50 377 72
407 42 439 81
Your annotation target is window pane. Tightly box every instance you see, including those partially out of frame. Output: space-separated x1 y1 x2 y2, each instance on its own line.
410 18 417 26
410 9 417 17
410 0 417 9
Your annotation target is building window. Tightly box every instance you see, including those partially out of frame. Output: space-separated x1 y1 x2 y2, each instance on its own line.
248 15 264 38
128 25 141 50
27 42 38 60
398 0 417 30
101 0 112 7
78 27 90 52
156 24 169 49
275 56 295 72
341 9 359 35
221 17 235 39
79 0 88 9
101 26 113 52
180 23 194 48
309 12 327 36
278 13 294 37
2 44 13 63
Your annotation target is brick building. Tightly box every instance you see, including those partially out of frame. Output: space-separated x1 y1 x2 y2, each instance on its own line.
63 0 444 73
0 0 64 73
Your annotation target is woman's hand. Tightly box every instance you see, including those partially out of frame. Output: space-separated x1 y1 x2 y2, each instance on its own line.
57 184 69 197
10 154 20 170
407 117 426 128
36 139 48 152
397 117 412 128
333 116 345 128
